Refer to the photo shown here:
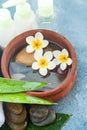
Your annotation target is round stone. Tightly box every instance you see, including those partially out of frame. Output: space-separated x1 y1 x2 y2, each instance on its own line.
7 119 27 130
15 47 35 66
29 105 49 122
5 103 24 115
5 106 27 124
57 67 69 76
33 109 56 126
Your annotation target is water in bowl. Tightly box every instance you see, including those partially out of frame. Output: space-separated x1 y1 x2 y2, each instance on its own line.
9 41 69 91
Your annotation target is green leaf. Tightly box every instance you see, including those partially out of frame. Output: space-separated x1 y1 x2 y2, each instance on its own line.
0 93 54 105
0 77 47 93
28 113 71 130
0 113 71 130
0 123 10 130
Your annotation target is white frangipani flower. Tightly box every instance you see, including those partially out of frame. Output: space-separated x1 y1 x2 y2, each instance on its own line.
26 32 49 54
53 49 72 71
32 51 56 76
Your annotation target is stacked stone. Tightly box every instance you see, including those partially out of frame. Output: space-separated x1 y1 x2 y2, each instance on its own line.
29 105 56 126
4 103 27 130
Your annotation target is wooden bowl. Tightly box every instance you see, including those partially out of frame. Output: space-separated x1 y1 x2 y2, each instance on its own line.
1 29 77 102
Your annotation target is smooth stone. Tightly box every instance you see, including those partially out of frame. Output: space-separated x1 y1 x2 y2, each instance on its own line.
57 67 69 77
15 48 35 66
11 73 25 80
32 109 56 126
9 62 30 73
5 106 27 124
44 42 61 52
5 103 24 115
44 46 53 52
7 119 27 130
24 71 65 90
29 105 49 123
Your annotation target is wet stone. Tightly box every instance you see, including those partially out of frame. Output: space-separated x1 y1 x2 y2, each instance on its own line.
9 62 29 73
11 73 25 80
44 46 53 52
15 48 35 66
57 67 69 77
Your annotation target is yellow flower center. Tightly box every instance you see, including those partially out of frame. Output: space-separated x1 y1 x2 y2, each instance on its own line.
59 54 69 63
38 57 49 69
32 38 43 50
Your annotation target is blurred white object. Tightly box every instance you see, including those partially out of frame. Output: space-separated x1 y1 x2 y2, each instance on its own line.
37 0 54 17
3 0 38 35
11 73 25 80
2 0 26 8
0 102 5 127
0 8 16 48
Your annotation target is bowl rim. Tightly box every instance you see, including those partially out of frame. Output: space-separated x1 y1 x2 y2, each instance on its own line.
1 29 77 97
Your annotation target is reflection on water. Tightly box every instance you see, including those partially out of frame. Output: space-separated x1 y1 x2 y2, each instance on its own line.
9 41 69 91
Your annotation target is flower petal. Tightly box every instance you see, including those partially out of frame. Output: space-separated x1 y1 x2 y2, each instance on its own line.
60 63 67 71
35 49 43 54
53 50 61 59
48 61 56 70
44 51 53 61
26 36 34 44
62 49 68 56
34 51 43 61
26 45 34 53
42 40 49 48
35 32 43 40
32 62 39 70
39 68 48 76
53 58 60 65
67 58 72 65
